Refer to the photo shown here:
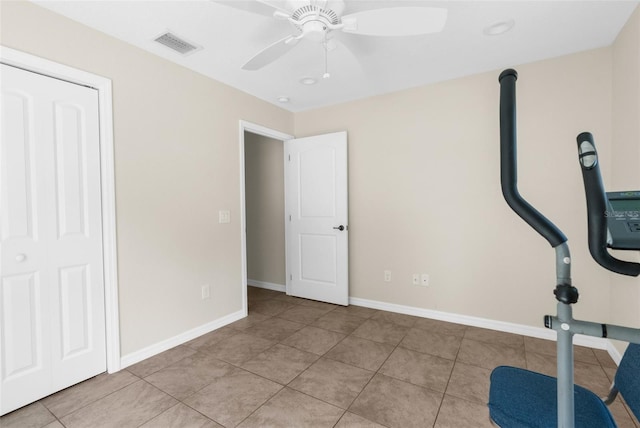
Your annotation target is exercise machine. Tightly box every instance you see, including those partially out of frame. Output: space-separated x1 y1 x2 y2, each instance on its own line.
488 68 640 427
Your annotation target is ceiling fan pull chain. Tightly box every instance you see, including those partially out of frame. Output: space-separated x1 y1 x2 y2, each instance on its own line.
323 33 331 79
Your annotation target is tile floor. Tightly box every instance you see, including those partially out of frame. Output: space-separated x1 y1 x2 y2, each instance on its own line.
3 286 639 428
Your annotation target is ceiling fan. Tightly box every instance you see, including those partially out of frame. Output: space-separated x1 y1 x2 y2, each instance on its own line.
218 0 448 71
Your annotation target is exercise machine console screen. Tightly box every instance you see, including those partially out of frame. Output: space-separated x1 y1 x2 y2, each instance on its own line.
607 192 640 250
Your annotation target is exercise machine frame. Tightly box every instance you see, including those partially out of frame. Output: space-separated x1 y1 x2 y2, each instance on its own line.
498 68 640 428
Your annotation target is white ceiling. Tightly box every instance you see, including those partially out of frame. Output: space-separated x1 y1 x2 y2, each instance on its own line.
33 0 639 112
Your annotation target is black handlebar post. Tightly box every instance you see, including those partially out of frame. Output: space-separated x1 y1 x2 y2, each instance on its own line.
499 69 568 248
576 132 640 276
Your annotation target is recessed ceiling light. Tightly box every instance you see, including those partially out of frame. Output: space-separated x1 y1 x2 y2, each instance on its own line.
277 96 290 103
300 77 317 85
484 19 515 36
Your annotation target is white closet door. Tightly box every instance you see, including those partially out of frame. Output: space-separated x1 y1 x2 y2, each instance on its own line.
1 64 106 415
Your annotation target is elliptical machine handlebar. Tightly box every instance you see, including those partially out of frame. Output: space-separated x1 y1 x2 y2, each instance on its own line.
576 132 640 276
492 67 640 428
499 69 568 248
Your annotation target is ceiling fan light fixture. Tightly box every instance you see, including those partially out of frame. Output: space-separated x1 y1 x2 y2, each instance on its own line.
483 19 515 36
300 77 317 85
303 21 328 42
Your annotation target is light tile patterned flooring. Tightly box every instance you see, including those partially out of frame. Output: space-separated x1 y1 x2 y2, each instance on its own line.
3 286 639 428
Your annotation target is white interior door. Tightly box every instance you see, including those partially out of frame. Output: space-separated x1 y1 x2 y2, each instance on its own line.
1 64 106 415
285 131 348 306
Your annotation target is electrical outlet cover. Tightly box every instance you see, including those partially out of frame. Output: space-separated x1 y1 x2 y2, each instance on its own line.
421 274 429 286
218 210 231 224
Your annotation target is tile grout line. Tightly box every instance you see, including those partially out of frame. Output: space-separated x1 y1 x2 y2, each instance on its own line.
259 295 481 427
337 316 413 427
251 295 390 426
172 306 340 427
163 401 219 428
225 383 286 428
40 370 143 423
431 326 469 427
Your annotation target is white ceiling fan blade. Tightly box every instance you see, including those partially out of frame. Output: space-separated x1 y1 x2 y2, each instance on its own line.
341 7 448 37
256 0 291 14
211 0 289 18
326 35 366 74
242 36 299 71
332 30 376 57
273 10 291 20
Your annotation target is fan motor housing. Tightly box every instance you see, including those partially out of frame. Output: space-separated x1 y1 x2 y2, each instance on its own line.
287 0 345 41
287 0 344 19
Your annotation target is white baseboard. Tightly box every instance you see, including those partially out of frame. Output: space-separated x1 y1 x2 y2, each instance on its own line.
247 279 286 292
119 293 621 371
120 309 245 369
349 297 614 356
606 341 624 365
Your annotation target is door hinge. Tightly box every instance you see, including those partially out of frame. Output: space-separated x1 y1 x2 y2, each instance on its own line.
289 215 291 221
290 274 292 281
288 154 291 162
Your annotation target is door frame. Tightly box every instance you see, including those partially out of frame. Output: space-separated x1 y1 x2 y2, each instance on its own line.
1 46 121 372
238 121 293 314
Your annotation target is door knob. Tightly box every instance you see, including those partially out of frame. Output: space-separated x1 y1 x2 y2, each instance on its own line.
333 225 345 231
15 254 26 263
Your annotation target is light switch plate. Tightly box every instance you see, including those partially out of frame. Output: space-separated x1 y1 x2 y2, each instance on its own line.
201 284 210 300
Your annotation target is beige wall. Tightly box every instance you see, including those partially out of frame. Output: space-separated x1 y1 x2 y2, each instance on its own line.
244 132 286 286
2 0 638 359
0 1 294 355
610 5 640 347
295 48 615 328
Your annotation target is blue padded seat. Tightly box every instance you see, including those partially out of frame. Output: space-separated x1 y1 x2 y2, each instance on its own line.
488 366 616 428
615 343 640 419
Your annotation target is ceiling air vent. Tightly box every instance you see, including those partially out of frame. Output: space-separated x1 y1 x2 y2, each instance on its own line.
153 32 201 55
